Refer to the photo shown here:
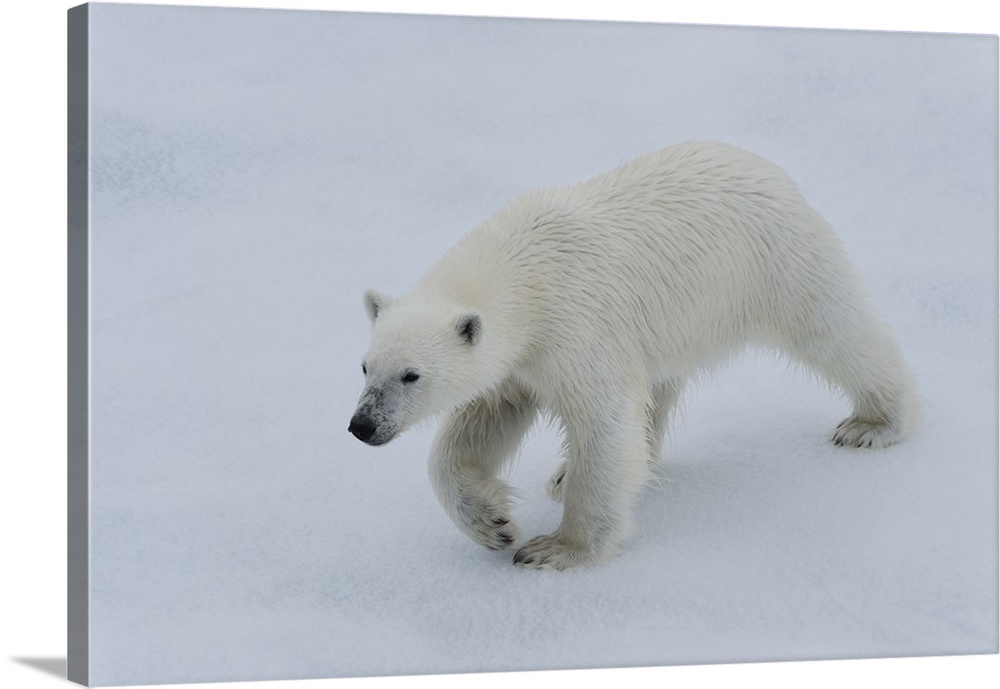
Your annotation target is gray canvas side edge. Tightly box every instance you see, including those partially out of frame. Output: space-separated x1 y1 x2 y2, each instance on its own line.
67 4 89 686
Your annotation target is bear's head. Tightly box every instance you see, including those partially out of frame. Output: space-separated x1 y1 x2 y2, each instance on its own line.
349 288 484 446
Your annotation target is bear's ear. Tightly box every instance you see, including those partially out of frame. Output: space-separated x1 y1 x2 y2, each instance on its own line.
456 313 482 345
363 289 393 323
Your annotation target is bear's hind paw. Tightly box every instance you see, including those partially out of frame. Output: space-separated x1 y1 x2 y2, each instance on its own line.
832 415 901 449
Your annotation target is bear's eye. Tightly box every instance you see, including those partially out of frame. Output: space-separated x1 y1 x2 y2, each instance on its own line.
401 371 420 384
361 363 367 375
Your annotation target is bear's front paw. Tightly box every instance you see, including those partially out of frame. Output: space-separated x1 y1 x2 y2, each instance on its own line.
455 494 519 551
832 415 900 449
513 532 598 570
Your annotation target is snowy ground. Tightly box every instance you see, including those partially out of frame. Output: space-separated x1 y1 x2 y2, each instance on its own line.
84 4 997 686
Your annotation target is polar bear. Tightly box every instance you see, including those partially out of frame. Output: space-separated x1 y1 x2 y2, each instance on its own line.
349 141 917 570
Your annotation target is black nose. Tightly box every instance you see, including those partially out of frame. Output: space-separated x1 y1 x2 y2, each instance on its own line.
349 415 377 443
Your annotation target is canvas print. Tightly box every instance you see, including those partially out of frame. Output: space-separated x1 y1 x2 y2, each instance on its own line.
68 3 998 686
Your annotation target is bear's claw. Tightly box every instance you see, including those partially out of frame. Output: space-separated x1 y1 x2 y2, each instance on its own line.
546 463 567 503
481 521 517 550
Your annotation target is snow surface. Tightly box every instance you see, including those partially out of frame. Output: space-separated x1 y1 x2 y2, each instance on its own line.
85 3 998 686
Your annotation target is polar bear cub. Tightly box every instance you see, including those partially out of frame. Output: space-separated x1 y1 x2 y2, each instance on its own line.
349 141 917 570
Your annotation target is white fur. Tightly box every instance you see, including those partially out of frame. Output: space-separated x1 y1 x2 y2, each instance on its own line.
350 141 917 570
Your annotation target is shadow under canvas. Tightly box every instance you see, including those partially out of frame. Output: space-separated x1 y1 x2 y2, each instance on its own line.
13 657 68 681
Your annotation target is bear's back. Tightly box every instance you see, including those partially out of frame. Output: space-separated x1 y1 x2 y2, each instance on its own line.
417 141 849 370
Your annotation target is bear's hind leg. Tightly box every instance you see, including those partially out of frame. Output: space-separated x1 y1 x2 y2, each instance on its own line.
646 378 684 464
429 380 536 551
772 285 917 449
516 393 650 569
546 378 681 502
822 332 915 449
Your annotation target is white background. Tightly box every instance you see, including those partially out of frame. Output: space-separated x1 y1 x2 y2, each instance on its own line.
1 1 998 689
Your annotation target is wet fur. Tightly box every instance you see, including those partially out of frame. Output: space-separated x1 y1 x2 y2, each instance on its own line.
352 141 917 570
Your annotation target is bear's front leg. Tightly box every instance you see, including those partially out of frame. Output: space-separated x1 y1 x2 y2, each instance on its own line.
515 396 651 570
429 381 536 551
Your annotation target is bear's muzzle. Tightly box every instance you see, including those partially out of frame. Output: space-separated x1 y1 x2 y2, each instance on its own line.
348 414 378 444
